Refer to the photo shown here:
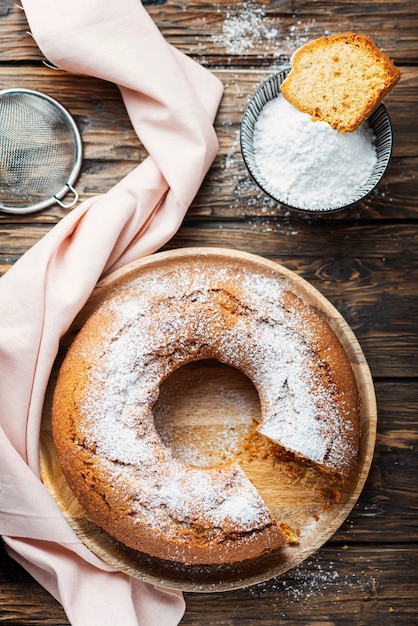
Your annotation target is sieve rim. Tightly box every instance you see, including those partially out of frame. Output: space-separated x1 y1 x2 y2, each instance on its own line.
0 88 83 214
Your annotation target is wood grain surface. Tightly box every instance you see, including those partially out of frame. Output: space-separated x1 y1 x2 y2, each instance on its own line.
1 0 417 624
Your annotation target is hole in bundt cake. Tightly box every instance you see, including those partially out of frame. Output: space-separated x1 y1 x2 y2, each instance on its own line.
152 358 261 468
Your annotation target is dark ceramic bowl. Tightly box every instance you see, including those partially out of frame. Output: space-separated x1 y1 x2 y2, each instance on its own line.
240 68 393 214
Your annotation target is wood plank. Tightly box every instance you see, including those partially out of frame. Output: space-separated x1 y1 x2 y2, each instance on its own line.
3 221 418 267
333 380 418 541
183 545 418 625
2 1 418 65
1 222 417 376
0 66 415 160
1 542 417 624
2 373 417 607
0 65 416 227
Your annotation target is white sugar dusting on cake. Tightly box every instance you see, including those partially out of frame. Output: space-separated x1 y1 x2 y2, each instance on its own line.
75 261 357 541
50 256 362 564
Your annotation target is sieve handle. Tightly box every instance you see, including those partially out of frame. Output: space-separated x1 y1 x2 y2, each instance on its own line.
54 184 79 209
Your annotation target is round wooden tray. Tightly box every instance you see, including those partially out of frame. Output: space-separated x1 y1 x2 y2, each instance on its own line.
40 247 377 592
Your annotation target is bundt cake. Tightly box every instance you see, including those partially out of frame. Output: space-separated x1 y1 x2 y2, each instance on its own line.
52 251 360 565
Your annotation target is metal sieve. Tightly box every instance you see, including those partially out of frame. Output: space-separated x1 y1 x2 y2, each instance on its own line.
0 88 82 214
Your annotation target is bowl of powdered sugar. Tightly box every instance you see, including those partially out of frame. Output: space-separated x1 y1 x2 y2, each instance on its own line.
240 69 393 213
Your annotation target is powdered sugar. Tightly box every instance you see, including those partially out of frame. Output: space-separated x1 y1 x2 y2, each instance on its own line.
212 4 315 59
80 262 355 474
213 5 278 55
253 93 377 210
250 550 379 611
63 260 358 557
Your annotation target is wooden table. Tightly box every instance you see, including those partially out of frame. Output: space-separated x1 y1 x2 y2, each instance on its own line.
0 0 417 624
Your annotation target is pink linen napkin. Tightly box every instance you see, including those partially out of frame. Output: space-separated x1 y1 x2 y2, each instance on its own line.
0 1 223 624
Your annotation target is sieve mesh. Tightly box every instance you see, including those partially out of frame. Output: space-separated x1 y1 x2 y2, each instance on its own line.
0 89 82 214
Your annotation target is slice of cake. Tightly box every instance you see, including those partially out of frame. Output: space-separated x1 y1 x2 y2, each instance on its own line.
281 32 401 132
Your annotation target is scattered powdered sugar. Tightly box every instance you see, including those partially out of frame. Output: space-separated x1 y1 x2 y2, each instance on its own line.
250 551 379 611
253 93 377 211
213 5 278 55
212 4 315 59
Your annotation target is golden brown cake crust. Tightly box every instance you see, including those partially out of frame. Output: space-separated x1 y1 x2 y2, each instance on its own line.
52 259 360 565
281 32 401 132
